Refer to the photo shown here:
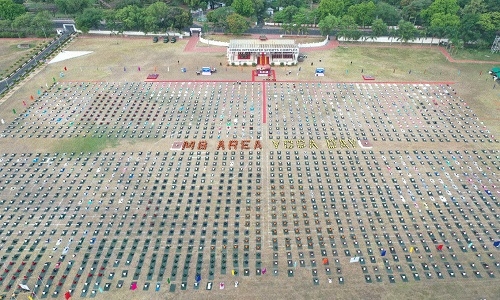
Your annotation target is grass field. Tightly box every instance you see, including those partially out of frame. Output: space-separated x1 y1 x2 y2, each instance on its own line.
449 47 500 62
0 34 498 300
0 38 50 77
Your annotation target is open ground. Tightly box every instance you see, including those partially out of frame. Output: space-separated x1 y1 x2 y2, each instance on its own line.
0 35 498 300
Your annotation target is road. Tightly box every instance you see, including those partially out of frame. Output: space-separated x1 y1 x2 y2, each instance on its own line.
0 29 74 96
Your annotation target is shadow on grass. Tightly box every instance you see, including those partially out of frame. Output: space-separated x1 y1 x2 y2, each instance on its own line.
51 136 119 153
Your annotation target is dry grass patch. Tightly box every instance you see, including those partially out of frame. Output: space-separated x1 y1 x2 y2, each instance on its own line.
0 38 50 76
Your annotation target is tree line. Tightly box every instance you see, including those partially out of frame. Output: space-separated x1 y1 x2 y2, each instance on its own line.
0 0 52 37
0 0 498 49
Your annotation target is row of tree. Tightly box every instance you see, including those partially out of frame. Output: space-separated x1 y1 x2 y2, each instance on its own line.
0 0 53 37
202 0 499 49
313 0 499 48
0 0 498 49
75 2 192 33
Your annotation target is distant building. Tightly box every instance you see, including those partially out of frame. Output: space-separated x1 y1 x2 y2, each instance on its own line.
266 8 274 15
208 2 225 10
227 39 299 66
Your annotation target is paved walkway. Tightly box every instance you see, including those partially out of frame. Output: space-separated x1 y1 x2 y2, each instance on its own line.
184 36 226 53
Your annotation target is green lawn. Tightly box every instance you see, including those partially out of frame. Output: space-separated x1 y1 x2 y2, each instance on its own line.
52 136 118 153
450 48 500 61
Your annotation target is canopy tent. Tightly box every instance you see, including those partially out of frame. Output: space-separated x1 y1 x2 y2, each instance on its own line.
201 67 211 75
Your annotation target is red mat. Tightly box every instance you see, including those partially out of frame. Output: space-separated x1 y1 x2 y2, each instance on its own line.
147 74 159 79
362 75 375 80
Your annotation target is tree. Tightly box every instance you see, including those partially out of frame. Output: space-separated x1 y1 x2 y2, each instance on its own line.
402 0 432 25
347 1 376 28
231 0 254 17
0 0 25 21
458 13 482 46
371 18 388 38
337 15 357 41
421 0 460 24
484 0 500 11
103 10 120 33
429 12 460 33
13 13 32 36
396 20 418 43
143 1 169 33
115 5 145 31
281 23 292 34
253 0 266 22
273 5 299 23
317 0 346 19
226 13 249 34
13 13 31 30
318 14 339 36
54 0 93 15
183 0 206 10
374 2 400 26
462 0 487 15
292 9 307 26
32 11 53 37
76 8 104 33
478 12 500 32
166 7 192 31
278 0 306 7
115 0 143 9
207 7 233 31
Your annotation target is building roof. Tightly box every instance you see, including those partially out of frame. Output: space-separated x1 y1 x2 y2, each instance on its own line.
228 39 298 51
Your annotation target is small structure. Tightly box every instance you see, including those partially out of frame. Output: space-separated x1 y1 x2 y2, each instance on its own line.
489 67 500 81
255 64 271 76
252 63 275 81
491 35 500 53
201 67 211 75
227 39 299 66
315 68 325 76
190 28 201 37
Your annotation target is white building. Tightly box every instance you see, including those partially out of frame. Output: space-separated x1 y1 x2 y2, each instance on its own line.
227 39 299 66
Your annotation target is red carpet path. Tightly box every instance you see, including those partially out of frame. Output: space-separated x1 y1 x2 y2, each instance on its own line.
262 83 267 124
